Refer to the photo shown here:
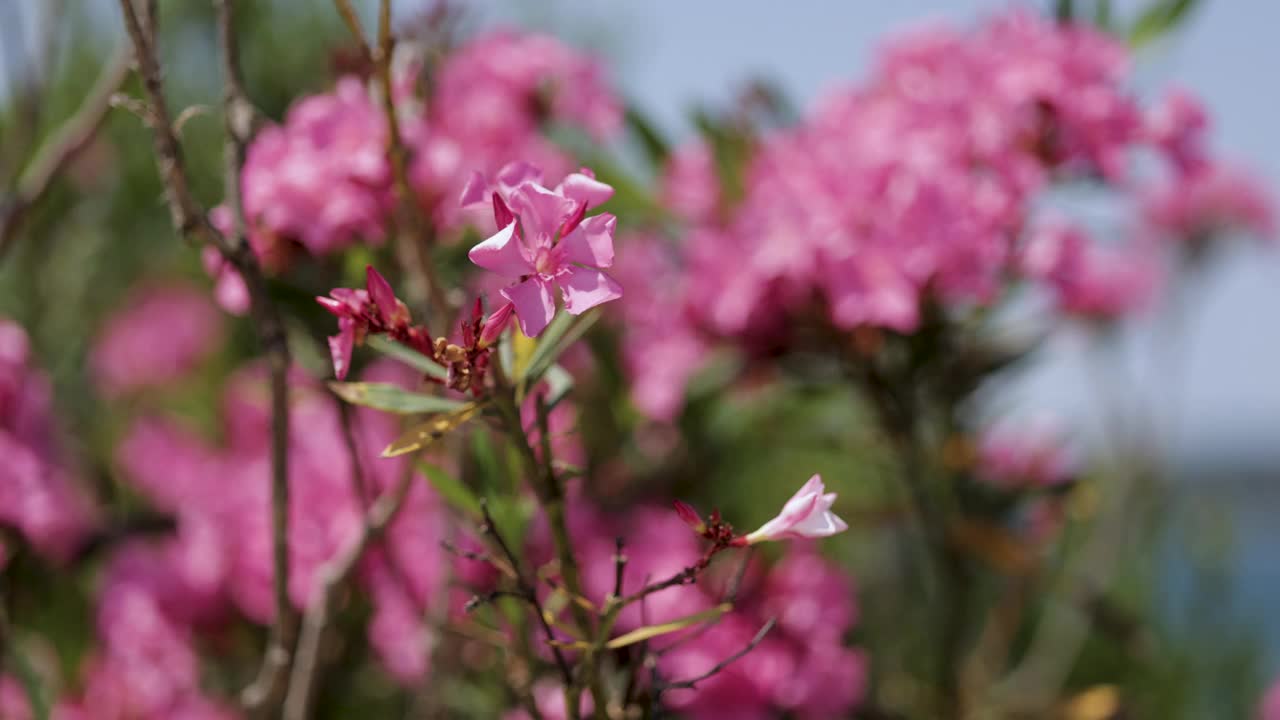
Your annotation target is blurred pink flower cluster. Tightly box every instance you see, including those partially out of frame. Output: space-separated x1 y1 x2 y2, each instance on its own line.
518 500 866 719
90 284 224 396
104 360 449 692
976 418 1076 489
618 9 1273 421
0 318 94 566
211 28 619 294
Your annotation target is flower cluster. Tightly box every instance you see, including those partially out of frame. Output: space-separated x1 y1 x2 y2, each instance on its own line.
618 9 1273 420
520 495 863 720
113 360 450 686
0 318 94 565
211 29 620 293
90 284 223 396
465 162 622 337
318 265 498 392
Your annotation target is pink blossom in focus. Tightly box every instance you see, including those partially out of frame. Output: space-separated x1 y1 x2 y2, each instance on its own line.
745 475 848 544
90 284 223 396
467 164 621 337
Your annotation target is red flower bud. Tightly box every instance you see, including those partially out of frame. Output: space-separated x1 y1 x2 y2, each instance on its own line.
674 500 704 533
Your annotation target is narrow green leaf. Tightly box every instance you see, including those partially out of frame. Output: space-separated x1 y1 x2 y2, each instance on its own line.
329 381 466 414
523 311 600 385
382 402 485 457
604 603 733 650
624 104 671 168
366 335 447 379
8 644 50 720
1129 0 1200 47
542 364 574 410
417 461 481 517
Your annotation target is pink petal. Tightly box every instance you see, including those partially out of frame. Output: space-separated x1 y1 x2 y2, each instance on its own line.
557 171 615 208
495 161 544 193
469 222 531 278
501 277 557 337
559 266 622 315
328 319 356 379
458 170 488 208
509 183 576 242
365 266 399 325
559 214 617 268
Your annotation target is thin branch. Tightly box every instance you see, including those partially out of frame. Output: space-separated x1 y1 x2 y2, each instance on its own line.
658 618 776 692
0 45 130 260
282 468 416 720
331 0 450 319
612 537 627 600
111 0 294 715
479 498 574 687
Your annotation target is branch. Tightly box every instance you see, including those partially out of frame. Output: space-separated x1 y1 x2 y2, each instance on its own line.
282 468 416 720
112 0 294 714
657 618 776 692
332 0 450 319
0 45 131 259
479 498 574 687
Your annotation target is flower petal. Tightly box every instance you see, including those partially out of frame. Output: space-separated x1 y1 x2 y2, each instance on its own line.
509 183 576 243
469 222 531 278
328 318 356 380
559 266 622 315
458 170 489 208
501 277 557 338
557 171 614 208
560 214 617 268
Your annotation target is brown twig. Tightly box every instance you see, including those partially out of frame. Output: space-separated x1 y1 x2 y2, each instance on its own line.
0 45 130 259
112 0 294 714
331 0 450 319
657 618 776 692
478 498 574 687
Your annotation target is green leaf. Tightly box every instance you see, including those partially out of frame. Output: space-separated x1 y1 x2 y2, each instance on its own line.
329 381 466 414
523 310 600 386
604 603 733 650
417 461 481 517
542 363 575 410
1129 0 1201 47
366 335 447 380
1055 0 1076 22
8 643 50 720
624 104 671 168
382 402 485 457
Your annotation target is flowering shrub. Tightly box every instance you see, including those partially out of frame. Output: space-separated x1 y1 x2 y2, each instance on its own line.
0 3 1275 720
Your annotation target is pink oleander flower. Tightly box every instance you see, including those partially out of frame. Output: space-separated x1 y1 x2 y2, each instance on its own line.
0 318 95 563
1020 219 1160 320
1261 677 1280 720
976 418 1076 489
213 76 392 264
1143 162 1276 245
745 475 848 544
90 284 223 396
466 163 621 337
316 266 433 379
1145 88 1210 176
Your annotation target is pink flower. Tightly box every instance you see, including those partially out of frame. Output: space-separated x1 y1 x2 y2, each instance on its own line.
1143 162 1276 245
1020 219 1160 320
90 284 223 396
467 163 621 337
1260 677 1280 720
745 475 848 544
976 418 1076 489
316 266 434 379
